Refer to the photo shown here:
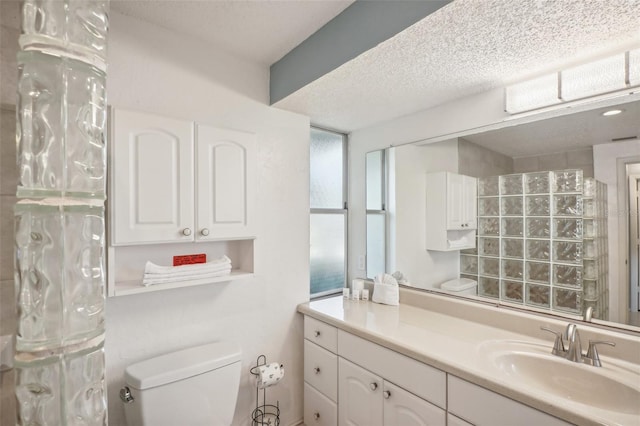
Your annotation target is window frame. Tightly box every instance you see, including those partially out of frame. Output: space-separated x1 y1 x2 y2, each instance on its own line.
365 149 388 279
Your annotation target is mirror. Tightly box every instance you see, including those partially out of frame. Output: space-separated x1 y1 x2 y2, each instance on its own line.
365 97 640 331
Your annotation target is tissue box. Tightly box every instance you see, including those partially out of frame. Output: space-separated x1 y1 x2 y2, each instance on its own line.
372 283 399 306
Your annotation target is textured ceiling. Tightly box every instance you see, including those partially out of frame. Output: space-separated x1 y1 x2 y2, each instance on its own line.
274 0 640 132
110 0 354 65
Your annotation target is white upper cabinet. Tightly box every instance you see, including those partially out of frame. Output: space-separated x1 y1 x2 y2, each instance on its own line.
111 109 194 245
110 109 256 245
445 173 477 230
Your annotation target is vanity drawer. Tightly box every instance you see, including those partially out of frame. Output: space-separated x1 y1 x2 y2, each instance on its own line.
304 316 338 353
304 339 338 401
304 382 337 426
338 330 446 408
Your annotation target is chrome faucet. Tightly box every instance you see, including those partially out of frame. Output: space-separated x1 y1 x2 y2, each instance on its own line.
540 323 616 367
564 323 582 362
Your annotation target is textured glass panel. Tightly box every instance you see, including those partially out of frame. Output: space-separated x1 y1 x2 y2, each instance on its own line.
479 237 500 256
64 344 107 424
526 240 550 261
553 241 582 264
502 280 524 303
366 213 385 279
553 195 582 216
584 279 597 299
553 218 582 240
310 128 344 209
366 150 383 210
479 257 500 277
584 239 596 258
502 218 523 237
526 261 550 283
502 259 523 280
478 197 499 216
501 238 523 259
506 74 559 113
526 218 550 238
479 218 500 236
478 176 499 196
526 283 550 308
583 259 598 280
16 356 62 423
500 174 523 195
561 55 626 101
525 195 550 216
583 199 595 217
479 277 499 299
460 255 478 274
584 219 597 238
553 264 582 287
501 196 523 216
553 287 582 314
310 214 345 294
553 170 583 193
525 172 550 194
584 178 596 197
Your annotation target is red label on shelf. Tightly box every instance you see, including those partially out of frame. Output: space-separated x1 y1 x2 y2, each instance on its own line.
173 253 207 266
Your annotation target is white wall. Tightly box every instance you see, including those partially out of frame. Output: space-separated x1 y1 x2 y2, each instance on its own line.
594 140 640 324
106 12 310 425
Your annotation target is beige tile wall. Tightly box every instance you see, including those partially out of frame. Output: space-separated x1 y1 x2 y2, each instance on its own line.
458 137 514 178
513 147 594 177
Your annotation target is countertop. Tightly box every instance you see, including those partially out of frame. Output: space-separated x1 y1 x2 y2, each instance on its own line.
298 293 640 426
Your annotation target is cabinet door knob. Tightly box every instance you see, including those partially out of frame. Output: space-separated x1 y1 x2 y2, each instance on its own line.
200 228 210 236
182 228 192 236
313 412 320 421
314 330 321 337
369 382 378 391
383 390 391 399
314 367 321 374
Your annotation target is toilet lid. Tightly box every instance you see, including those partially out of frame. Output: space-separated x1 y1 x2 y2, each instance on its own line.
441 278 477 291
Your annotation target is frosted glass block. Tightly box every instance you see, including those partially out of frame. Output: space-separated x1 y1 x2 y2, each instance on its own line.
479 237 500 256
584 178 596 197
502 259 523 280
561 54 626 101
479 277 499 299
366 213 385 279
553 241 582 264
553 264 582 287
553 170 582 193
526 283 550 308
583 199 595 217
553 218 582 240
64 344 107 424
502 218 523 237
500 174 523 195
526 218 550 238
584 219 597 238
584 279 597 300
460 255 478 274
584 239 596 258
16 357 62 424
502 238 523 258
310 214 345 294
505 73 559 113
501 196 523 216
553 195 582 216
366 150 384 210
502 280 524 303
583 259 597 279
310 128 344 209
553 287 582 314
479 176 499 196
479 257 500 277
478 197 499 216
525 195 550 216
526 261 550 283
526 240 550 261
525 172 551 194
479 218 500 236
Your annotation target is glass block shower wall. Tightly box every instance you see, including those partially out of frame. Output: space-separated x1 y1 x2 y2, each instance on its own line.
460 170 609 320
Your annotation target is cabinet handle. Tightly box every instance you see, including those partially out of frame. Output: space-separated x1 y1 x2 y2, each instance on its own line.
200 228 210 236
369 382 378 391
314 367 321 374
313 412 320 421
314 330 321 337
383 390 391 399
182 228 192 236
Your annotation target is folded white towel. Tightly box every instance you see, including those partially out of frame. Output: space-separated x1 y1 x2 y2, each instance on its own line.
142 267 232 286
144 255 232 275
144 263 232 279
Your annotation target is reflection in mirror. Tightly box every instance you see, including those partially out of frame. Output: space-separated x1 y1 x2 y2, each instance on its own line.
365 150 387 278
371 99 640 330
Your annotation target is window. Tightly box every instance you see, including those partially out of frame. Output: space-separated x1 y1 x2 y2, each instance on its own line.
310 127 347 297
366 149 387 278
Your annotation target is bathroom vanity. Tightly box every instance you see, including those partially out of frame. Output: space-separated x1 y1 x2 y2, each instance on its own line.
298 288 640 426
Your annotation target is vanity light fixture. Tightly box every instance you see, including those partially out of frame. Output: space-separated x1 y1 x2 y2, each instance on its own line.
602 109 623 116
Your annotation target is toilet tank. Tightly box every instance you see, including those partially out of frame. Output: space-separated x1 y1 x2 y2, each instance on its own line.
123 341 242 426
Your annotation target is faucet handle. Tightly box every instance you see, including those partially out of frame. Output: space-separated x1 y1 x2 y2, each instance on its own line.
540 326 565 355
584 340 616 367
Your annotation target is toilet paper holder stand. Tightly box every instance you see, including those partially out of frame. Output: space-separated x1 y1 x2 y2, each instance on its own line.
250 354 281 426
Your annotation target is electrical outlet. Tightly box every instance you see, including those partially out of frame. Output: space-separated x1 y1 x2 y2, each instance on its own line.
357 255 366 270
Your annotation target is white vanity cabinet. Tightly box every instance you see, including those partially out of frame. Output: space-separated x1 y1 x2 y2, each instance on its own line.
304 317 338 426
425 171 477 251
110 108 256 245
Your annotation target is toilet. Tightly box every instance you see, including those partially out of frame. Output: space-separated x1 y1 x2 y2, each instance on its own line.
440 277 477 296
121 341 242 426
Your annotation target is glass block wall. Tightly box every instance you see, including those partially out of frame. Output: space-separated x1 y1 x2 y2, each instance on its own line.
460 170 609 320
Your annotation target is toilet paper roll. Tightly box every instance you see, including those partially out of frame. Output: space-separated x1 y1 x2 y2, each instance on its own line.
256 362 284 389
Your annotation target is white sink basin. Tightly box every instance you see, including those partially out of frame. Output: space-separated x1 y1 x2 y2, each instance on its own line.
478 340 640 415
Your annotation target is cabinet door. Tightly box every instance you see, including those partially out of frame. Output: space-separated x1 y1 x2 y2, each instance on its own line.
195 124 256 240
383 381 446 426
111 108 194 245
446 173 464 229
462 175 478 229
339 358 383 426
